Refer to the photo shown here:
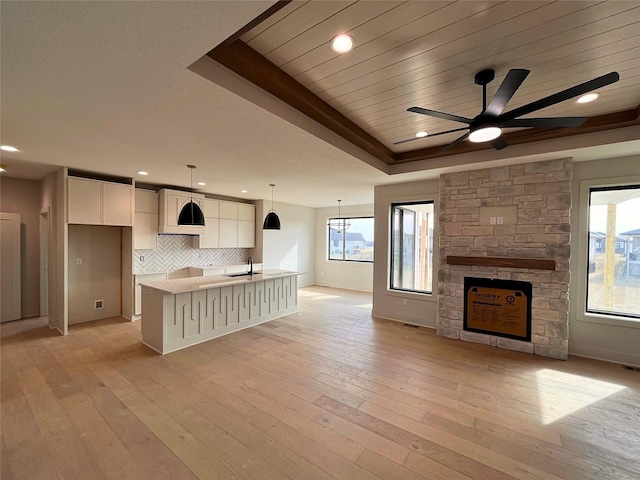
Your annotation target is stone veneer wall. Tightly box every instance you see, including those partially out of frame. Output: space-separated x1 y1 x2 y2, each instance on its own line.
437 159 572 360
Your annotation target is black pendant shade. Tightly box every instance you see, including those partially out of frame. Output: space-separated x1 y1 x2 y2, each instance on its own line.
177 164 205 227
263 183 281 230
263 211 281 230
178 201 205 226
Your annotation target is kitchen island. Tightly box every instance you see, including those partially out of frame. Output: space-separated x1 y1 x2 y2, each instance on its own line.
141 270 299 354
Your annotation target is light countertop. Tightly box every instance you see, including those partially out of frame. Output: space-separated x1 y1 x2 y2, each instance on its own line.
141 269 300 294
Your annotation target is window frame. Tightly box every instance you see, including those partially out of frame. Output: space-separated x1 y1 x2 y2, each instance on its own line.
327 216 374 263
389 200 435 295
576 177 640 328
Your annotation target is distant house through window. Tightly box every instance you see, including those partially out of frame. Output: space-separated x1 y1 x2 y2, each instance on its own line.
587 185 640 320
328 217 374 262
390 201 434 294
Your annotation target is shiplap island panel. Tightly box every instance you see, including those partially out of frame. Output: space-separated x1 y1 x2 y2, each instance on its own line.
141 270 298 354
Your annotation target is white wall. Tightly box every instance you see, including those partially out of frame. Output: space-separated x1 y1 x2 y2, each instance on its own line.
258 200 315 287
314 203 374 292
570 155 640 366
372 179 440 327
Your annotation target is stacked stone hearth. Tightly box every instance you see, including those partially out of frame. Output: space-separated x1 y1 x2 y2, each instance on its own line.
437 159 571 360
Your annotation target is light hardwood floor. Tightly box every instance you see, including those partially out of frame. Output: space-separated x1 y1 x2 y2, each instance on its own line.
2 286 639 479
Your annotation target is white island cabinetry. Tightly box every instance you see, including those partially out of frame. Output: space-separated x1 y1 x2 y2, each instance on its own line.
141 270 298 354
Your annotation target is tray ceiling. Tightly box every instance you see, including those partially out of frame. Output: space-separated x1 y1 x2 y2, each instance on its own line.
207 0 640 166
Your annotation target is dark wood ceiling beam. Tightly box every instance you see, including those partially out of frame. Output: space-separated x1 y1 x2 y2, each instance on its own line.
207 39 396 165
395 106 640 164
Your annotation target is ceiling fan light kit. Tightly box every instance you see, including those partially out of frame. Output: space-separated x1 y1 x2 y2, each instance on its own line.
469 126 501 143
399 68 620 154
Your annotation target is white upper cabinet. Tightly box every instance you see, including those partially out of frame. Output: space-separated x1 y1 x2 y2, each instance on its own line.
134 189 159 250
158 188 205 235
135 188 158 213
193 199 221 249
203 199 220 218
194 200 254 249
219 201 238 220
238 203 255 222
238 204 255 248
68 176 133 226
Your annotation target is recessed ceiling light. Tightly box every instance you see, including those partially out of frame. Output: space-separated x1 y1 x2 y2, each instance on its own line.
137 170 149 176
331 34 354 53
577 93 599 104
1 145 19 152
241 190 248 193
197 182 206 186
416 131 428 138
469 127 502 143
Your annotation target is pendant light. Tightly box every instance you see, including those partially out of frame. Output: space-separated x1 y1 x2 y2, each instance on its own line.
263 183 281 230
328 200 350 233
177 165 205 226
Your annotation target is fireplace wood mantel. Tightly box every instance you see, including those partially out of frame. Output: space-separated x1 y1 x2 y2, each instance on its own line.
446 256 556 271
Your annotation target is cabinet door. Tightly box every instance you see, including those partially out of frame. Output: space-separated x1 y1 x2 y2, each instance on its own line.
219 201 238 220
238 204 255 222
219 219 238 247
193 218 220 248
103 182 132 226
134 212 158 250
135 189 158 213
165 193 182 227
237 220 255 248
68 177 102 224
203 199 220 218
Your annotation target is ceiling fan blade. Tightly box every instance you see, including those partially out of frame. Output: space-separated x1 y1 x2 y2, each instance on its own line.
408 106 473 124
431 132 470 156
491 136 508 150
484 69 530 116
501 117 587 128
393 127 468 145
499 71 620 122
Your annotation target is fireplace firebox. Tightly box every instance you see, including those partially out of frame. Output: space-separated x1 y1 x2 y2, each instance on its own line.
463 277 532 342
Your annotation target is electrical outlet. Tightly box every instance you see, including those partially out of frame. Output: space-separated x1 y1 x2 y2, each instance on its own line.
497 216 504 225
403 298 408 306
490 216 496 225
76 257 82 265
95 300 104 309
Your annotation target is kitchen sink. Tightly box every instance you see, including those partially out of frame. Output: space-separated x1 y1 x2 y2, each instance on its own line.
224 272 254 277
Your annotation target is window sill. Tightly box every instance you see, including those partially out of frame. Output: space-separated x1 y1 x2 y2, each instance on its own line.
386 289 435 302
577 312 640 329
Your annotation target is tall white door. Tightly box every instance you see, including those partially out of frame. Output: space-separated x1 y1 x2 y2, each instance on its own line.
1 212 21 322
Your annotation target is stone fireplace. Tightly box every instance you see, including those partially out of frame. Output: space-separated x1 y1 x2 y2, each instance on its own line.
437 159 571 360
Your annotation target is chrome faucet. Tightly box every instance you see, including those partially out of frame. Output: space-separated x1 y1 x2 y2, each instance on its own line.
248 256 253 275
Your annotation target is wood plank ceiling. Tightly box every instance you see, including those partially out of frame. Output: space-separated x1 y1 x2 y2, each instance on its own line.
207 1 640 166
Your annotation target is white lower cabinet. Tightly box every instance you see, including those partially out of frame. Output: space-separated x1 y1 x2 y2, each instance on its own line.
134 273 167 316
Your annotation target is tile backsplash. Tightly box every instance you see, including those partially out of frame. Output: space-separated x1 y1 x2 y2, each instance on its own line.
134 235 249 271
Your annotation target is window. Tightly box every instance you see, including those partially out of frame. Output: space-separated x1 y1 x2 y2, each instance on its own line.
587 185 640 319
327 217 374 262
390 201 434 294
